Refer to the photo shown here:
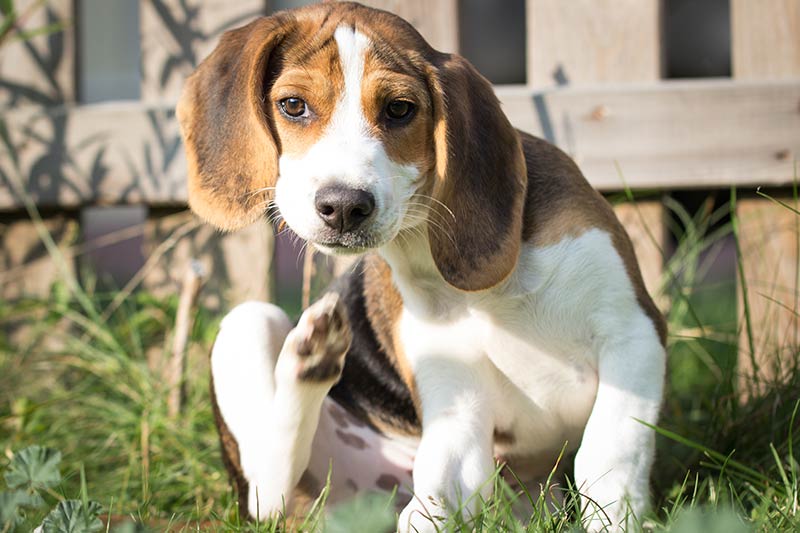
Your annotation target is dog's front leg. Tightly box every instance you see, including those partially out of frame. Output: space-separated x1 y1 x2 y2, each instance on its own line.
398 355 496 533
574 328 665 532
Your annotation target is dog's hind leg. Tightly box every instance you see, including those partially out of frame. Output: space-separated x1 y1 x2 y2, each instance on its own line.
211 300 292 518
210 294 351 520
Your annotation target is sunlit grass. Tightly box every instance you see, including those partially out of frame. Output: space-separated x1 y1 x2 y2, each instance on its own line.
1 190 799 531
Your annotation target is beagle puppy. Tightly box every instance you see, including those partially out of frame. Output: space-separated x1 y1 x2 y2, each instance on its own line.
177 2 666 531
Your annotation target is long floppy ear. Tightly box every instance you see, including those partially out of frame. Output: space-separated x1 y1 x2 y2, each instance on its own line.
427 54 527 291
177 15 292 231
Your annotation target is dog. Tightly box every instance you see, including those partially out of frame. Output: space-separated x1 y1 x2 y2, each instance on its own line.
176 2 666 531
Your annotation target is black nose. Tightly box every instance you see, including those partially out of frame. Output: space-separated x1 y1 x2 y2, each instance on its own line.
314 186 376 233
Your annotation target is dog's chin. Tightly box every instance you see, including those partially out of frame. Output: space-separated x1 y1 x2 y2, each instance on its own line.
307 229 395 257
313 242 371 256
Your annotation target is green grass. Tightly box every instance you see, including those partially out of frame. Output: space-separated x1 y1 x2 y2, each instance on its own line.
1 193 800 532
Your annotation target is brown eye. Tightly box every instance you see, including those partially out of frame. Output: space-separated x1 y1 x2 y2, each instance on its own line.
279 97 308 118
385 100 415 122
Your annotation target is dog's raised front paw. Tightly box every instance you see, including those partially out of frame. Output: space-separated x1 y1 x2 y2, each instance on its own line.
281 292 352 384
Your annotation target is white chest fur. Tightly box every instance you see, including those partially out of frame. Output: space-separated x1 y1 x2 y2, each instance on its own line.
382 228 651 471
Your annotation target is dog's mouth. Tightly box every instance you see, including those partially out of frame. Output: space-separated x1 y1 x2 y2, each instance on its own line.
268 204 400 255
312 229 385 255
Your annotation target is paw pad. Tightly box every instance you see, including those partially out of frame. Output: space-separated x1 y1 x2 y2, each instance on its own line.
291 293 351 383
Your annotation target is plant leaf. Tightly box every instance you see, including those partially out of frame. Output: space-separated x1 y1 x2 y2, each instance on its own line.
0 490 27 530
0 0 13 17
12 21 67 42
0 489 44 530
667 506 750 533
39 500 104 533
0 117 17 168
4 446 62 490
323 492 395 533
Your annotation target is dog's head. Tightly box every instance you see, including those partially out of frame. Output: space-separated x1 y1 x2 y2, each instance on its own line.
177 2 526 290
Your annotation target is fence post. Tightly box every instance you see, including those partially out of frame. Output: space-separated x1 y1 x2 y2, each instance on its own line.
526 0 661 88
732 0 800 392
0 0 77 302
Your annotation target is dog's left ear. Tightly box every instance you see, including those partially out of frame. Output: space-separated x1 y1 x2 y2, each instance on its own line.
426 54 527 291
177 15 293 231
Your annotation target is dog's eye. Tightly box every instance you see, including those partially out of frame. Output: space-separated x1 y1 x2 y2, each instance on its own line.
279 97 308 119
384 100 415 123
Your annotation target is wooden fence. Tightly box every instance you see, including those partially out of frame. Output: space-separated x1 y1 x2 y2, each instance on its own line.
1 0 799 385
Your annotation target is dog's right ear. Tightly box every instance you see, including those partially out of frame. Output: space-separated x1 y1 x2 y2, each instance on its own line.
177 15 293 231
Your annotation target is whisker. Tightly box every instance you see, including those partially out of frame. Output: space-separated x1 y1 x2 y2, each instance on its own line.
403 200 454 225
242 186 278 199
403 201 455 227
405 205 454 234
410 193 456 221
405 208 457 248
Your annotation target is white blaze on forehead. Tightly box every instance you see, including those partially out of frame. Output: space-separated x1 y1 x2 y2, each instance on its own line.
274 24 421 250
333 26 370 138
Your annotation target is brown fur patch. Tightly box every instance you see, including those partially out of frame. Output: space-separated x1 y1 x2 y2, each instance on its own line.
518 132 667 344
362 254 421 420
328 403 351 428
335 428 369 449
286 469 325 523
269 15 344 158
375 473 402 491
209 371 249 520
493 428 516 446
360 67 435 170
298 359 344 382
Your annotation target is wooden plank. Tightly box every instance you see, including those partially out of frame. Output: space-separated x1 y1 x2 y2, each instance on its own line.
0 210 273 311
526 0 661 87
357 0 458 52
0 215 78 300
732 0 800 79
140 0 265 101
0 0 75 106
498 79 800 191
614 200 665 306
732 0 800 391
2 80 798 209
0 102 186 209
736 195 800 391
